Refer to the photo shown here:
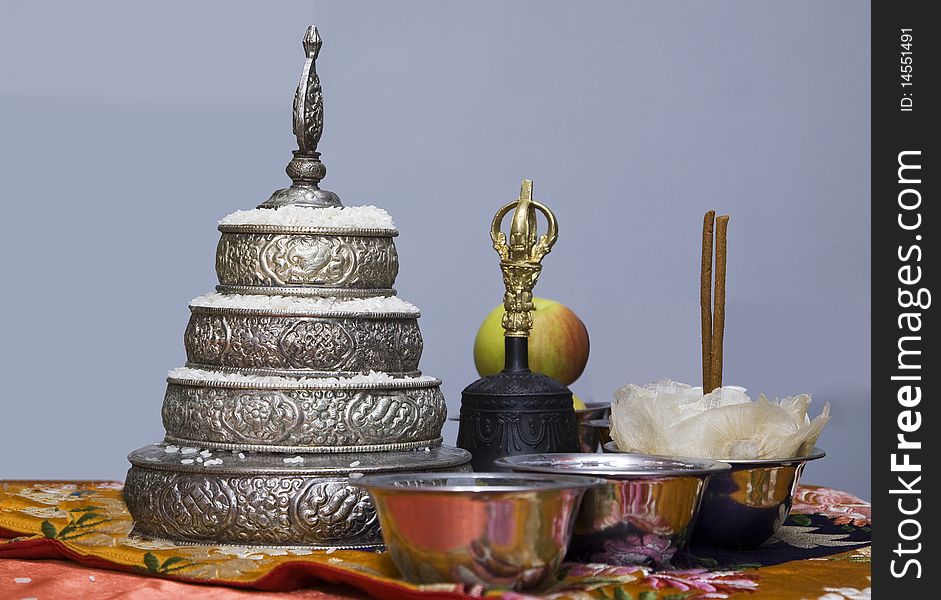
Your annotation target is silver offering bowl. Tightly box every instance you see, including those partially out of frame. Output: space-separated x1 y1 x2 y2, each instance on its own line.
603 442 826 549
497 453 728 567
356 472 603 590
574 403 611 453
125 443 471 548
584 418 612 451
162 374 446 453
184 304 422 378
216 224 399 298
692 448 826 549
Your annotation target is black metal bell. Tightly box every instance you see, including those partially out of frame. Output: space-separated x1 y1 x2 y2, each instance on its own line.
458 338 579 471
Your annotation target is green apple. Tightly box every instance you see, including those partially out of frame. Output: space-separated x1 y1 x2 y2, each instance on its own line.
473 297 590 386
572 393 586 410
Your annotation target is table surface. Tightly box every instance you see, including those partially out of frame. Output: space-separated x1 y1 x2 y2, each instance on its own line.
0 481 871 600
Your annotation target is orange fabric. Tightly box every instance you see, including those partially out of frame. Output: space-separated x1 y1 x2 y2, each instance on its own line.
0 557 368 599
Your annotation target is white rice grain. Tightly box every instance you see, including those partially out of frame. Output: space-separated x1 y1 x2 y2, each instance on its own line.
168 367 437 387
189 293 418 315
219 205 395 230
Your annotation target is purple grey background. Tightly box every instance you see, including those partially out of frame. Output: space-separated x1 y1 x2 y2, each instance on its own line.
0 1 870 498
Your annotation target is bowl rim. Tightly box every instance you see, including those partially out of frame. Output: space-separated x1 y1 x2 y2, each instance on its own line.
602 441 826 465
354 471 606 493
496 452 730 478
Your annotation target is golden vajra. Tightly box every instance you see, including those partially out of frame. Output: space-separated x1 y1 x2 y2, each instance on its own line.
490 179 559 337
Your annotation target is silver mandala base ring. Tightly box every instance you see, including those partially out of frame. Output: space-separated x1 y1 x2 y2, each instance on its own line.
124 443 471 547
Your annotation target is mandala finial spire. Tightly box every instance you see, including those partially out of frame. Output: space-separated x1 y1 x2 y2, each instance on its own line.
259 25 341 208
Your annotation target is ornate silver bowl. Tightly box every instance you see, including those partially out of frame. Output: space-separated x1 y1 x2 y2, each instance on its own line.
184 304 422 377
125 443 471 548
216 224 399 298
162 373 447 453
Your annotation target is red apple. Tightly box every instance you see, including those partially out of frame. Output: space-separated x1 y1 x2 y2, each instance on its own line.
473 297 590 386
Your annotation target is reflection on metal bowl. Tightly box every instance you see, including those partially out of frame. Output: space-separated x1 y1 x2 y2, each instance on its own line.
497 453 729 567
584 419 611 450
356 472 603 589
603 441 826 549
693 448 826 548
575 403 611 453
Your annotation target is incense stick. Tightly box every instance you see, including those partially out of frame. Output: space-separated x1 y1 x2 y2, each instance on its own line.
711 215 729 391
700 211 715 392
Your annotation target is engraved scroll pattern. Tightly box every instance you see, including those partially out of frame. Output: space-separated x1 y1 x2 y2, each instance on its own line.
124 468 381 545
215 233 398 288
184 313 422 375
161 384 447 447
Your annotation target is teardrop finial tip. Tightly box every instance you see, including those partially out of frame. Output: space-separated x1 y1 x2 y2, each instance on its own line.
303 25 322 59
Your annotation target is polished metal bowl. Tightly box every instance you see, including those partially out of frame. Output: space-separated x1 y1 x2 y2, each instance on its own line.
583 418 611 452
693 448 826 548
125 443 471 548
216 224 399 298
497 453 728 567
162 374 447 453
602 442 826 549
184 304 422 378
356 472 602 589
574 403 610 453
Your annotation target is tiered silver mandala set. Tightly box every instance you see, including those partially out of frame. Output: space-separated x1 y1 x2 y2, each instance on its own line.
123 26 471 549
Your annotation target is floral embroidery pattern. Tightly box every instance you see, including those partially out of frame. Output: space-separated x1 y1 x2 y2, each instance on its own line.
643 569 759 599
40 505 114 541
818 579 871 600
590 534 678 567
792 488 870 527
142 552 194 575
